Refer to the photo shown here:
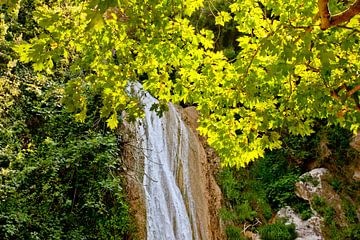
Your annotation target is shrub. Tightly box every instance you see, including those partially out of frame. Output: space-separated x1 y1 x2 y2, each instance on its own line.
258 220 297 240
292 199 312 220
0 65 133 239
266 173 299 209
225 225 245 240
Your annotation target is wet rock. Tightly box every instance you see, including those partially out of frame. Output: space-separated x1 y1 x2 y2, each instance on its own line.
181 106 225 239
276 206 323 240
122 97 225 240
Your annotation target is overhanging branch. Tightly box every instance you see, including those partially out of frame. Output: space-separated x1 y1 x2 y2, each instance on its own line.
318 0 360 30
330 84 360 112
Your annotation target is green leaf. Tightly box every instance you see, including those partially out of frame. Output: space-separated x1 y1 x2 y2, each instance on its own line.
215 11 232 26
106 113 118 129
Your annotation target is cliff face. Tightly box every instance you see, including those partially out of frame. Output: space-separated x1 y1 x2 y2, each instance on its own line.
181 106 225 240
122 96 224 239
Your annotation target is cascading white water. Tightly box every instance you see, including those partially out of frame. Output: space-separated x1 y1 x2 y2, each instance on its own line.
133 84 200 240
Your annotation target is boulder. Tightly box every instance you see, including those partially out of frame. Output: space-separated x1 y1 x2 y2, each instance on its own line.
295 168 328 201
276 206 323 240
295 168 348 227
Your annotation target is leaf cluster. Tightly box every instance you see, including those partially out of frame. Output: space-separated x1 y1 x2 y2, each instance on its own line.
5 0 360 168
0 6 133 236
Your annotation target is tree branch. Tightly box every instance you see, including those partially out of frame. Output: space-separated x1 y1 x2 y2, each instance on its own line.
319 0 332 29
319 0 360 30
347 84 360 97
330 84 360 112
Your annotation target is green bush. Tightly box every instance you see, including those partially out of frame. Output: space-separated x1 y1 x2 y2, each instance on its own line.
225 225 245 240
342 199 359 224
258 220 297 240
292 199 312 220
345 224 360 240
0 123 133 239
217 138 304 236
235 201 257 222
266 173 299 209
0 59 133 239
329 178 342 193
218 124 360 240
300 174 320 187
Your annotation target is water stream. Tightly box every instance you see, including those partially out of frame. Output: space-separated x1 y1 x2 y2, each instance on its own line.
133 85 199 240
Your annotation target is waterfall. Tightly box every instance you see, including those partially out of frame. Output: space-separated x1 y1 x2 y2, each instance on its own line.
132 84 200 240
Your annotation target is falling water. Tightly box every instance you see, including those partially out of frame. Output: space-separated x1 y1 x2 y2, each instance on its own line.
133 84 200 240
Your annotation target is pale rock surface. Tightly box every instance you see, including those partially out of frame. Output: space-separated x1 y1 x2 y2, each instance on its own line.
181 106 225 239
295 168 347 229
295 168 328 201
276 206 323 240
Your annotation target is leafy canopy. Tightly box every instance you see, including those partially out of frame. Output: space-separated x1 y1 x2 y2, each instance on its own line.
5 0 360 167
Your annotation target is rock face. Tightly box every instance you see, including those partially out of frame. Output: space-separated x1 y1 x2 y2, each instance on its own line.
181 106 225 240
243 230 261 240
276 167 359 240
276 168 343 240
353 167 360 181
295 168 328 202
276 206 323 240
296 168 348 227
121 120 147 240
122 87 224 240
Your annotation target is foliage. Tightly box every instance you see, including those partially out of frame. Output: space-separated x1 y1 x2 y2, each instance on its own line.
325 125 356 164
291 200 312 220
215 124 360 237
2 0 358 167
258 219 297 240
224 225 245 240
266 173 300 209
218 123 360 239
312 194 360 240
329 177 342 192
300 174 320 187
342 199 359 224
0 2 133 238
217 136 309 239
0 73 133 239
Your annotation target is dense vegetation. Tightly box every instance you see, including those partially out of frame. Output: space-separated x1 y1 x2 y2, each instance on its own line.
4 0 360 167
1 1 133 239
0 82 133 239
217 125 360 240
1 0 359 239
